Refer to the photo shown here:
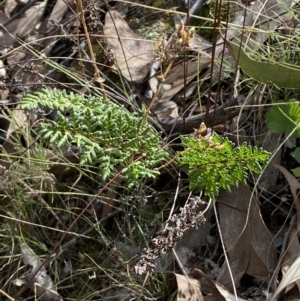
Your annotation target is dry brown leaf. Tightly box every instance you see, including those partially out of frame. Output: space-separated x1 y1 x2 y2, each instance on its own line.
275 164 300 229
15 242 63 301
4 0 17 17
0 32 15 54
251 0 293 46
6 49 27 74
155 57 211 103
167 272 204 301
46 0 75 32
157 72 198 104
218 0 293 50
217 185 277 290
0 106 28 167
40 7 76 56
194 269 247 301
152 100 178 119
257 130 281 191
0 11 9 24
5 0 47 39
5 105 28 140
163 58 210 85
271 256 300 301
36 0 72 56
104 10 156 82
0 0 47 53
176 81 198 100
282 226 300 273
271 164 300 299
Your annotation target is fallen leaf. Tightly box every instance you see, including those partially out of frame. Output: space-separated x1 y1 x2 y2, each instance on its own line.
168 272 204 301
174 246 196 275
250 0 293 46
5 105 28 141
4 0 17 17
226 40 300 89
46 0 75 32
275 164 300 229
163 58 210 85
104 10 156 82
271 256 300 301
17 242 63 301
217 185 277 290
0 11 9 24
152 100 178 119
194 269 247 301
282 226 300 274
5 0 47 39
6 50 28 77
155 57 211 103
256 129 281 191
0 105 29 167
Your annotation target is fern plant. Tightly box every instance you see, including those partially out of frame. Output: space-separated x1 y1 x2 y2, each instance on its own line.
20 89 169 186
178 133 270 200
21 89 270 198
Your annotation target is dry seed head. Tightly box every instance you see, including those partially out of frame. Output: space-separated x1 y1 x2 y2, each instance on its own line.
194 122 207 138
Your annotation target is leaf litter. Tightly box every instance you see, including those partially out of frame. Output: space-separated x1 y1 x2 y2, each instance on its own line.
104 9 156 82
13 242 63 301
217 185 277 290
0 0 300 300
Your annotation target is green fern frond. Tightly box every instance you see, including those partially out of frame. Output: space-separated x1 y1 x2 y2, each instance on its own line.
179 134 270 200
21 89 169 186
21 88 270 197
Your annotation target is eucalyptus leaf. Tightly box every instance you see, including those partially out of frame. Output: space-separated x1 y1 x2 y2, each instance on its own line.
104 10 155 82
226 40 300 88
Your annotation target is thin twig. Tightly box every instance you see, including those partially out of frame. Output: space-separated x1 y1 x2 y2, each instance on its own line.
77 0 107 98
165 172 182 228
